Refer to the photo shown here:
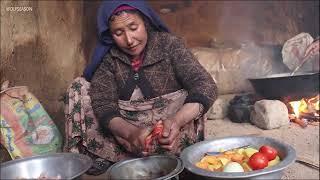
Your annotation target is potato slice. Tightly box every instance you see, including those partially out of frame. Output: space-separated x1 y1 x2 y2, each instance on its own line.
201 156 219 164
208 160 223 171
217 157 230 166
268 156 280 167
231 153 245 163
237 148 245 155
196 162 208 169
244 147 259 158
241 162 252 172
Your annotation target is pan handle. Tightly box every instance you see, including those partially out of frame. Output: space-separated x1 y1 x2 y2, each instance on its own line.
295 159 319 170
290 53 313 76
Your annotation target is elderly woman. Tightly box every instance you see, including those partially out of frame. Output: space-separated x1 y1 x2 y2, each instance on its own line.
64 0 217 175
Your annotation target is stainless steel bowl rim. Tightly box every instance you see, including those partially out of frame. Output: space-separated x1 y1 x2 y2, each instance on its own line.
0 153 92 179
180 136 296 179
106 155 184 180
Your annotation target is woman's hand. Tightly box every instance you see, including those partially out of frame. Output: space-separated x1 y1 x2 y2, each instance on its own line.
108 117 151 155
157 103 204 150
128 127 151 154
158 117 181 150
115 127 151 155
304 39 319 57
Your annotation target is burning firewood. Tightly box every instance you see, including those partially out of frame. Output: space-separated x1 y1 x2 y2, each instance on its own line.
287 94 319 128
291 118 308 128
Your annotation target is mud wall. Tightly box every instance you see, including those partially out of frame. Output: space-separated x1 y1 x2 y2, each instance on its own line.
150 1 319 47
1 0 318 135
1 1 86 133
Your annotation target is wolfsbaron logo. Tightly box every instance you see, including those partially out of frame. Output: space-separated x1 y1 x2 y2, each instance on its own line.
6 6 33 12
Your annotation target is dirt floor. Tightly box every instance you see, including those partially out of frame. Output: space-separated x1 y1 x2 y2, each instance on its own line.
83 118 319 180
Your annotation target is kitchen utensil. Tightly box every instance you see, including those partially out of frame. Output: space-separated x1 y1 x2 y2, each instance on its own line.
290 53 312 76
205 145 250 156
296 159 319 170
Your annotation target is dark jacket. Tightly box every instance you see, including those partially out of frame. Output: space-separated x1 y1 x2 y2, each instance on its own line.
90 32 218 127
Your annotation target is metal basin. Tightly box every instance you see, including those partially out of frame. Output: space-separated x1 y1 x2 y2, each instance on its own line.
180 136 296 179
105 155 184 180
0 153 92 180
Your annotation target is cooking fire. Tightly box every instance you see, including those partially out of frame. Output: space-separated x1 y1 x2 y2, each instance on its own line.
287 94 319 128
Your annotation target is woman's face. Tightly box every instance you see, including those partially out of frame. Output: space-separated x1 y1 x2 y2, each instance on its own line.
109 12 148 58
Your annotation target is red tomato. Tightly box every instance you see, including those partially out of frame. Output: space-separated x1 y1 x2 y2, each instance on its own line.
143 121 164 152
259 145 278 161
152 121 164 138
248 152 269 170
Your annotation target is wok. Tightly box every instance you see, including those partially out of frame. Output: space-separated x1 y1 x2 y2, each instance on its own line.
248 71 319 100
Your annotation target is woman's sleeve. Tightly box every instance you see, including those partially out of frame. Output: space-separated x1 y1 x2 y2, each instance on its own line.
169 36 218 113
89 55 121 131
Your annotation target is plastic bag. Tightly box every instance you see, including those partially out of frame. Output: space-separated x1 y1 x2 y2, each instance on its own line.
0 84 62 159
282 32 319 72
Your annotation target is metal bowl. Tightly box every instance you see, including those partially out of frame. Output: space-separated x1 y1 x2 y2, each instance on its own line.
105 155 184 180
0 153 92 180
180 136 296 179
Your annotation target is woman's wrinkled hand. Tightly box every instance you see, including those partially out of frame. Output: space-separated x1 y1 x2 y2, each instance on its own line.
115 127 151 155
143 121 163 153
158 117 182 150
304 39 319 57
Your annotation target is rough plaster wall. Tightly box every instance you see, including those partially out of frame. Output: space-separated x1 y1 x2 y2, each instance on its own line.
79 1 320 59
0 1 86 134
82 1 101 68
0 0 318 139
150 1 319 47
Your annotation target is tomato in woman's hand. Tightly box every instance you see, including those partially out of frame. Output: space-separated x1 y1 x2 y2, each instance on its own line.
143 121 164 152
259 145 278 161
152 121 164 137
248 152 269 170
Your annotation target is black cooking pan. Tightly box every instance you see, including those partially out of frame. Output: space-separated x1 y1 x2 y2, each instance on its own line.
248 71 319 100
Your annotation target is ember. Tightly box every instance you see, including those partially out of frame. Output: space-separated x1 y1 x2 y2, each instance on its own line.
287 95 319 127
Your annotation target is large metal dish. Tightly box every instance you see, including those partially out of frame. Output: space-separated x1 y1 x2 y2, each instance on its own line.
180 136 296 179
105 155 184 180
0 153 92 180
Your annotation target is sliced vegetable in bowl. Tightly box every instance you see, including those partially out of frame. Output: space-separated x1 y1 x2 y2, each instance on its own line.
181 136 296 179
248 152 269 170
195 144 281 173
223 162 244 172
259 145 278 161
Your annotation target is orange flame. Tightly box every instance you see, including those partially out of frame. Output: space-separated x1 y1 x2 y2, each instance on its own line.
289 95 319 118
307 95 319 111
289 101 302 117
